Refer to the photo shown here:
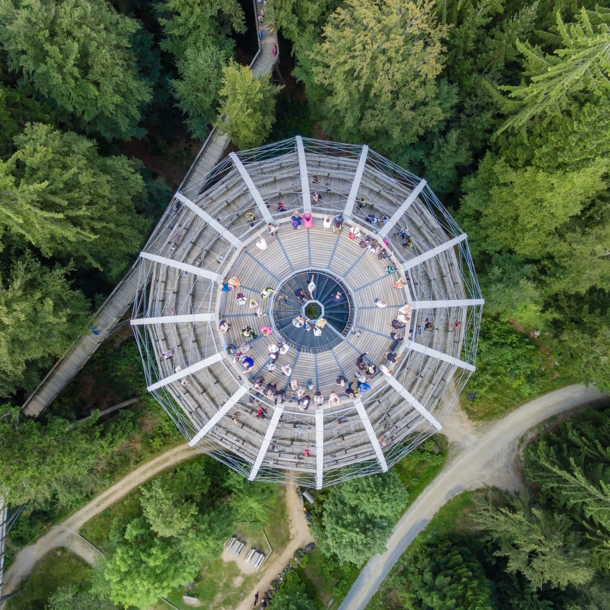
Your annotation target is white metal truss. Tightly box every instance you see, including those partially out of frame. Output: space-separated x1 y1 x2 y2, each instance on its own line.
249 405 285 480
344 145 369 218
402 234 468 272
131 313 216 326
385 375 442 431
189 385 250 446
405 340 476 372
296 136 311 212
354 399 388 472
139 252 220 282
174 192 243 248
412 299 485 309
377 179 427 238
229 152 274 224
132 137 484 489
147 353 224 391
315 407 324 489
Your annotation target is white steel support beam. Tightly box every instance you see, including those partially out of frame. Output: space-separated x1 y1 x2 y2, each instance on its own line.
315 407 324 489
377 179 427 239
412 299 485 309
189 385 249 446
406 340 476 372
354 399 388 472
229 152 274 224
402 234 467 272
174 192 243 248
147 352 223 391
385 375 442 431
344 145 369 218
296 136 311 212
140 252 220 282
249 405 285 480
131 313 216 326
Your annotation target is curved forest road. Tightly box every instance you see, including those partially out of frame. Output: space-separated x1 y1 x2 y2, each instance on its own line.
1 444 199 600
338 384 608 610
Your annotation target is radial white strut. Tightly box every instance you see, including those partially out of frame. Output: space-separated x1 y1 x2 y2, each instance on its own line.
189 385 250 446
131 313 215 326
296 136 311 212
229 152 274 224
412 299 485 309
344 145 369 218
385 375 442 431
315 407 324 489
147 352 223 391
354 399 388 472
140 252 220 282
377 179 427 238
401 234 467 272
174 193 242 248
249 405 285 481
406 340 476 372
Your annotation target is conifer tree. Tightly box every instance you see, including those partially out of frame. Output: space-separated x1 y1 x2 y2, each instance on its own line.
0 0 152 140
0 123 148 277
215 63 281 150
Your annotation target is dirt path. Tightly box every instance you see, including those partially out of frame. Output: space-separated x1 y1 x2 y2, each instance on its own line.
1 443 199 600
1 446 313 609
235 486 314 610
338 384 608 610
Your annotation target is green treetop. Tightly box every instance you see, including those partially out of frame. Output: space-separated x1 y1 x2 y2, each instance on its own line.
0 0 152 140
404 536 493 610
304 0 449 159
0 123 149 277
0 254 89 396
158 0 245 61
215 63 281 150
315 471 408 566
475 491 595 590
499 8 610 133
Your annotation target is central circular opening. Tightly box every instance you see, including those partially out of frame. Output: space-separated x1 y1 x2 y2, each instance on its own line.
272 271 352 353
304 302 322 319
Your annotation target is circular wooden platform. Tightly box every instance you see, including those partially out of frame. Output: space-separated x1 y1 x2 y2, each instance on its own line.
132 138 483 488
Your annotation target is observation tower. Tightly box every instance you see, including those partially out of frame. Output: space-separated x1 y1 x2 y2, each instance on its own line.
132 137 483 488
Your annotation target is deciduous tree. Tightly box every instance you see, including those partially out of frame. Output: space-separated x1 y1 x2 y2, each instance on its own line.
315 471 407 565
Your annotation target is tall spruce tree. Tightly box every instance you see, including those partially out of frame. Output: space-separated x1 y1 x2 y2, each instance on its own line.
475 491 595 589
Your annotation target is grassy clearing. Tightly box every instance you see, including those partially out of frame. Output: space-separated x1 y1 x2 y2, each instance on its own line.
301 434 449 609
80 489 142 552
6 548 93 610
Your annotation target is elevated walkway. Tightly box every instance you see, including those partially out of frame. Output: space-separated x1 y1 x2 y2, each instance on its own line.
21 10 279 417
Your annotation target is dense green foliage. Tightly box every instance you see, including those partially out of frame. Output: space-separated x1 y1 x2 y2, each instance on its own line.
0 404 134 509
0 0 152 140
268 571 317 610
404 536 492 609
312 470 408 566
524 408 610 570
